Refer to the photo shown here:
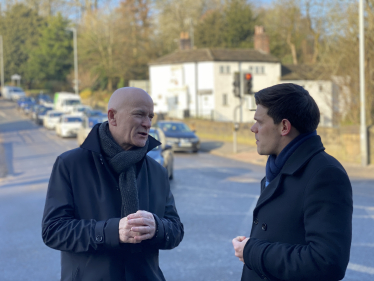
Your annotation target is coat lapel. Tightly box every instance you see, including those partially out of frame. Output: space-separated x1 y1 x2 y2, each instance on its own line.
254 136 325 212
137 160 150 211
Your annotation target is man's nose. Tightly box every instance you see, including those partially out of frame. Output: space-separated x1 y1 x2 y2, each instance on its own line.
250 124 256 133
143 117 152 128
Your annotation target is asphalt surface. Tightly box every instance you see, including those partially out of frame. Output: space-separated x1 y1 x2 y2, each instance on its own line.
1 98 374 281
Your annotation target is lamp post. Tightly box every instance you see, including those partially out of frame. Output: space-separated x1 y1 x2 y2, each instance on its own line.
359 0 368 166
67 27 79 95
0 35 4 95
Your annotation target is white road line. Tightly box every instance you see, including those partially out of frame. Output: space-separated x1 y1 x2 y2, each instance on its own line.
348 263 374 275
354 205 374 211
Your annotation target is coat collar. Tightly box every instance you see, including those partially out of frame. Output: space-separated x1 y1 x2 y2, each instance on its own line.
80 123 161 154
255 135 325 211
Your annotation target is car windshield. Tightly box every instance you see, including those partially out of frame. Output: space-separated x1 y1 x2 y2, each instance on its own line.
148 130 160 151
64 100 81 106
50 113 63 117
159 122 191 132
64 117 82 123
88 117 105 128
12 88 24 92
86 110 103 117
39 107 53 114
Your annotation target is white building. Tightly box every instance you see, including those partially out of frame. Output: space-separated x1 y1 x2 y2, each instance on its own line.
148 48 344 127
149 48 281 123
280 65 342 127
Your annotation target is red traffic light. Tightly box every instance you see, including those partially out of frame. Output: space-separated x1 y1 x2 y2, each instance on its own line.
245 73 252 80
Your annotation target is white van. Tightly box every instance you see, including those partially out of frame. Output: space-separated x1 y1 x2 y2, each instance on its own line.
54 92 81 113
2 86 26 101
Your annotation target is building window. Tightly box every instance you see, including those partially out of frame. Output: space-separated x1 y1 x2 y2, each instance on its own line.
261 66 265 74
223 94 228 106
220 65 230 74
249 66 253 73
319 85 323 92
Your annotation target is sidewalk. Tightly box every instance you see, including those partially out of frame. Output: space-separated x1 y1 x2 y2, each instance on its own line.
200 138 374 180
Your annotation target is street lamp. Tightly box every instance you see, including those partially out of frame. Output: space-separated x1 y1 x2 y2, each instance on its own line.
0 35 4 95
66 27 79 95
359 0 368 166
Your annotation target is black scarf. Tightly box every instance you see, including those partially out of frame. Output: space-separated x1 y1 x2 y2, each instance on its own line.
265 130 317 186
98 121 149 217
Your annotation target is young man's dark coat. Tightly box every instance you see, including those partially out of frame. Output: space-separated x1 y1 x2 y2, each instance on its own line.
42 124 184 281
241 136 352 281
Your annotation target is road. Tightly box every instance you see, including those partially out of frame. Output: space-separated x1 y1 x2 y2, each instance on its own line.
0 98 374 281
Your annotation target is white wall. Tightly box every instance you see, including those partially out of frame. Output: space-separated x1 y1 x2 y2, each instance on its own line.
280 80 336 127
213 62 281 122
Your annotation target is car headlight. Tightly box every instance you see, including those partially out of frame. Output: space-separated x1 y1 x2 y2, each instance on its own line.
166 138 179 144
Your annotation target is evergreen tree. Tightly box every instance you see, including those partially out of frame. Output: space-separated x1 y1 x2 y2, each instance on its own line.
28 13 73 83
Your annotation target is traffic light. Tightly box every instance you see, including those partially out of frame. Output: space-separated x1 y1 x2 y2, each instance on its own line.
233 72 240 97
243 73 253 95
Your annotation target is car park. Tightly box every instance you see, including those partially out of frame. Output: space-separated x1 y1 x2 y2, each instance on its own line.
77 115 108 145
44 110 64 130
156 121 200 153
55 115 83 138
148 128 174 179
22 101 36 115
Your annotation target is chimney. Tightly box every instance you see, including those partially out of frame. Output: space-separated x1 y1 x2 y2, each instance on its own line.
254 26 270 54
179 32 191 50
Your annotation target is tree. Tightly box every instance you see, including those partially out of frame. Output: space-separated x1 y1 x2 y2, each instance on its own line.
195 0 255 48
27 13 73 83
0 4 45 87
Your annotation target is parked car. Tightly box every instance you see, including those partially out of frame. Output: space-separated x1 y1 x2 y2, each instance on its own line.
84 109 106 118
44 110 64 130
30 104 45 121
148 128 174 179
156 121 200 153
17 97 35 111
2 86 26 101
77 115 108 145
55 115 83 138
71 105 92 116
22 101 36 115
35 106 53 125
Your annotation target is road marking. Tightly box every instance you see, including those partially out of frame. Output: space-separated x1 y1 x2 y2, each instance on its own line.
0 111 6 117
353 215 374 219
348 263 374 275
354 205 374 211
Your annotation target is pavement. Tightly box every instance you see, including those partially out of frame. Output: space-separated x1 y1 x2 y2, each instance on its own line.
200 138 374 180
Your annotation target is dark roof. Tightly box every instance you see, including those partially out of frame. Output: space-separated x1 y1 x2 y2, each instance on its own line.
281 64 330 80
149 48 280 65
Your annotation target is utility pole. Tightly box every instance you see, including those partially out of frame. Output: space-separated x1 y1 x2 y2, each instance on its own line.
359 0 368 166
67 27 79 95
0 35 4 95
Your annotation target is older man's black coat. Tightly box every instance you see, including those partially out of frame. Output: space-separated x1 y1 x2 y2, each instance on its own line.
42 124 184 281
241 136 353 281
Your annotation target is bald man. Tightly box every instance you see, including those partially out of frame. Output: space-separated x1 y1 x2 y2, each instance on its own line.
42 87 184 281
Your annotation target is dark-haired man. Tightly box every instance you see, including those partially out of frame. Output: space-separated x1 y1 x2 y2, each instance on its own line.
42 87 184 280
232 83 352 281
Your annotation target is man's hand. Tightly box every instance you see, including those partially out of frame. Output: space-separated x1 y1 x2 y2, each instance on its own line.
119 217 142 243
127 210 156 242
232 236 249 263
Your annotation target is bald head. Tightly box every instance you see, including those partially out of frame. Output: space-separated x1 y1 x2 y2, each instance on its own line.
107 87 153 112
107 87 154 151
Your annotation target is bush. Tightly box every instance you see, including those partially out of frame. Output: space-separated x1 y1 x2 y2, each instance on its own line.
80 88 92 99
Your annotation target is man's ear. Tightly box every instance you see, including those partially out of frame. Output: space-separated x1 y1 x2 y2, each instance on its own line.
108 109 117 126
280 119 292 136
